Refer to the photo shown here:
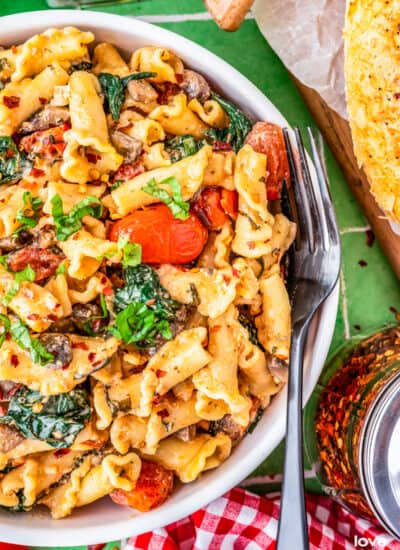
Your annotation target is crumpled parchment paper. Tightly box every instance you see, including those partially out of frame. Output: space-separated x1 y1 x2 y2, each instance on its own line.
253 0 347 119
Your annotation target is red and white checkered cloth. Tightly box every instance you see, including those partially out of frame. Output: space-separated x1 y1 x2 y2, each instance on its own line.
127 489 400 550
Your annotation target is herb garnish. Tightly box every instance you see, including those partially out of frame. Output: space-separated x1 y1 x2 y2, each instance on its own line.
0 386 91 448
56 262 66 275
142 176 189 220
0 313 10 347
51 194 103 241
205 93 252 152
165 135 204 163
2 264 35 306
117 235 142 268
99 71 157 120
82 294 108 336
14 191 43 234
10 318 55 365
0 136 31 184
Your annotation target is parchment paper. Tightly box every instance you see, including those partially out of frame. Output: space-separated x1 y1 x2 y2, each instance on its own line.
253 0 347 119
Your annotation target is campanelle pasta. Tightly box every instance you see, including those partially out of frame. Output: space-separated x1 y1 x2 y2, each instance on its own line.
0 28 294 520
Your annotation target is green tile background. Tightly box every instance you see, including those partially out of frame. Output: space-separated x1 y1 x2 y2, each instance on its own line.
0 0 398 546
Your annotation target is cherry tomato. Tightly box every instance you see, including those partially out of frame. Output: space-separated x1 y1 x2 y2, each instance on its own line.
112 161 144 183
220 189 238 220
245 121 289 200
0 544 28 550
110 460 174 512
19 126 67 160
191 187 228 230
109 203 208 264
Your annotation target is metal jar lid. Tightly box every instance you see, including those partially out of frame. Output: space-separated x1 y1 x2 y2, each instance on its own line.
359 370 400 540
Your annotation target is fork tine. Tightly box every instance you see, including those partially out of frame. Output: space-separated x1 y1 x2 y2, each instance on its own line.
307 128 340 248
282 128 314 251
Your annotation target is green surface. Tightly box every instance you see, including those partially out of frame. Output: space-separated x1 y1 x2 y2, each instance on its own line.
0 0 399 546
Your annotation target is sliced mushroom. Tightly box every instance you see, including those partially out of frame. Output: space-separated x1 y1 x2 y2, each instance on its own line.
19 106 70 134
0 424 25 454
211 414 245 443
181 69 211 102
175 425 197 442
127 79 158 104
110 130 142 163
266 355 288 384
71 303 105 333
49 317 75 334
33 225 58 249
0 230 33 253
38 334 73 369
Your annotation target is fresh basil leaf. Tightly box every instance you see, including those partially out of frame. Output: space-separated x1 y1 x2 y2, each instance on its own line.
165 135 205 163
56 262 66 275
0 136 32 184
14 191 43 234
2 264 36 306
51 194 103 241
0 313 10 347
142 176 189 220
0 386 91 449
110 178 124 191
99 71 157 120
205 93 252 152
10 318 54 365
117 236 142 268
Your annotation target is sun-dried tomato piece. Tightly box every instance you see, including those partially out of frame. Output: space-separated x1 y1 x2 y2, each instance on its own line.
7 246 64 282
3 96 20 109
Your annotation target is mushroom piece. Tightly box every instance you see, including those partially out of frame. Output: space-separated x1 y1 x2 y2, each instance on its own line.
38 334 73 369
33 225 58 249
181 69 211 102
0 424 25 454
19 106 70 134
71 303 105 333
211 414 245 443
175 425 197 442
127 79 158 104
110 130 142 163
266 355 288 384
0 230 33 253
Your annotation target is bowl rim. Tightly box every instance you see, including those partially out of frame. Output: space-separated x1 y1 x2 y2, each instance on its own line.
0 9 340 545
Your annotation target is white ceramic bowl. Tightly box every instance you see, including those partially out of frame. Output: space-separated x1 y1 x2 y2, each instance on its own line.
0 10 339 546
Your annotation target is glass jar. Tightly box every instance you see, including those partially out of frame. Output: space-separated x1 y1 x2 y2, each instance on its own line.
305 326 400 539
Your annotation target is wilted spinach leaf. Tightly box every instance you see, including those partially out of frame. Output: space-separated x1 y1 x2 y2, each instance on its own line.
205 93 252 152
0 386 91 448
99 71 157 120
165 134 205 163
0 136 31 184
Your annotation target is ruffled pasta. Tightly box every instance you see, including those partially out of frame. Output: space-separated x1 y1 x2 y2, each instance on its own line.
130 47 184 84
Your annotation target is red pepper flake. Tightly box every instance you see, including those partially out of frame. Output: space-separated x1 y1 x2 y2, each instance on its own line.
88 544 106 550
0 403 7 417
88 352 96 362
365 229 375 247
247 241 255 250
72 342 89 350
102 286 113 296
54 448 70 458
27 314 39 321
92 360 104 368
153 394 163 405
11 45 17 54
156 369 167 378
210 325 221 333
47 314 58 322
223 274 231 284
10 354 19 367
6 148 15 158
358 259 368 267
3 95 20 108
72 233 80 240
86 152 101 164
100 276 107 284
156 408 169 418
62 121 71 132
394 92 400 99
146 299 156 306
39 97 47 105
82 440 104 449
212 141 233 152
176 73 183 84
232 267 241 278
62 362 71 370
29 168 45 178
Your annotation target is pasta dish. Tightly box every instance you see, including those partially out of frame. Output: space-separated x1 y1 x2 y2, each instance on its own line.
0 27 295 518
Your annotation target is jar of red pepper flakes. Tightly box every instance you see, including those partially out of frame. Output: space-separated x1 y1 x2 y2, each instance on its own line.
305 325 400 539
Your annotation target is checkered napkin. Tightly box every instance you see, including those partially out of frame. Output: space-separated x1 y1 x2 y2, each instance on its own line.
126 488 400 550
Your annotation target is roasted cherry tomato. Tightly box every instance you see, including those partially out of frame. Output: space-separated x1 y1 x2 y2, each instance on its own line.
7 246 63 282
191 187 228 230
110 460 174 512
220 189 238 220
109 203 208 264
19 125 68 160
245 121 289 200
112 160 144 183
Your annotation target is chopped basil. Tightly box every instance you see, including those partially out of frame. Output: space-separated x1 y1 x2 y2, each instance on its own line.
110 178 124 191
2 264 35 306
0 386 91 449
56 262 66 275
117 235 142 268
0 136 31 184
51 194 103 241
0 313 10 347
82 294 109 336
10 318 54 365
99 71 157 120
205 93 252 152
142 176 189 220
165 135 205 163
14 191 43 234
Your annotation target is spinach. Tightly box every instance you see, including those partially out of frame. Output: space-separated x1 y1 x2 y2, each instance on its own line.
238 314 264 350
67 61 93 75
142 176 189 220
247 407 263 434
111 264 179 347
0 136 31 184
0 386 91 449
51 194 103 241
14 191 43 234
2 264 36 306
165 135 205 163
205 93 252 152
99 71 157 120
10 318 55 365
0 313 10 347
117 236 142 268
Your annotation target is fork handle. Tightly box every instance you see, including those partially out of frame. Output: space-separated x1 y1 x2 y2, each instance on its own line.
276 322 310 550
